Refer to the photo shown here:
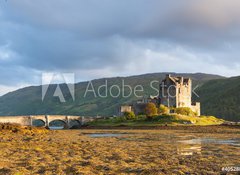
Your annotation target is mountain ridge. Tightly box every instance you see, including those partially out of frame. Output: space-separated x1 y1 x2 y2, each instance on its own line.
1 72 239 121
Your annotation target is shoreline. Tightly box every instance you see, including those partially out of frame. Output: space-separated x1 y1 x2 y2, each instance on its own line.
80 125 240 131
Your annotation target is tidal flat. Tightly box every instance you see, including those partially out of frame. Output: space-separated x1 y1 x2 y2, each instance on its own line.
0 126 239 175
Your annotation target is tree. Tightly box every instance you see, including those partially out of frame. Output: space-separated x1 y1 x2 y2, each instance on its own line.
123 111 136 120
145 102 158 118
159 105 169 114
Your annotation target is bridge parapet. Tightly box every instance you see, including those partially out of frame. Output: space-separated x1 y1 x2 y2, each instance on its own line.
0 116 31 126
0 115 97 129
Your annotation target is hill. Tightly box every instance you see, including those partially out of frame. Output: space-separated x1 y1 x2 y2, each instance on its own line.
0 72 235 120
195 76 240 121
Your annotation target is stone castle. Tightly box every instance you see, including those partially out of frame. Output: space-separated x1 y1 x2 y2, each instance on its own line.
120 74 201 116
159 74 200 115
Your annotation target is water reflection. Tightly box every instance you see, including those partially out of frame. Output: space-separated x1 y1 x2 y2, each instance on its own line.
177 145 202 156
178 138 240 146
49 126 64 130
177 138 240 156
88 133 123 138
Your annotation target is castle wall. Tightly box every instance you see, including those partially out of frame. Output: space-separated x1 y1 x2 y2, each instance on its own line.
191 102 201 116
159 76 177 107
133 103 147 115
119 105 133 115
177 79 192 108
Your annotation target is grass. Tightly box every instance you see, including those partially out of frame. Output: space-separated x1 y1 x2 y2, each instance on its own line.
88 114 225 127
0 123 49 135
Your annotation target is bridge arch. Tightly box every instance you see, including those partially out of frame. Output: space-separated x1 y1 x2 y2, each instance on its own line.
68 119 82 129
48 119 68 129
32 119 46 127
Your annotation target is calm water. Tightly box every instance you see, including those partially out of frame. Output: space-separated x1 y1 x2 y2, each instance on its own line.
177 138 240 156
49 126 64 130
178 138 240 146
87 133 124 138
86 132 240 157
86 133 240 145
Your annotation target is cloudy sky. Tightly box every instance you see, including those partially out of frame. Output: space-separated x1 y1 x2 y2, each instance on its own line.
0 0 240 95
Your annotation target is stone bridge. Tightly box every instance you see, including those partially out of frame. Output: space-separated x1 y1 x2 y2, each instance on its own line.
0 115 97 129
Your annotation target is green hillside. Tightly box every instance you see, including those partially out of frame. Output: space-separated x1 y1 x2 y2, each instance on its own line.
195 76 240 121
1 72 237 121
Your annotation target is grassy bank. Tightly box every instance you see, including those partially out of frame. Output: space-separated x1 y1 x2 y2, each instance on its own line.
89 114 224 127
0 123 49 135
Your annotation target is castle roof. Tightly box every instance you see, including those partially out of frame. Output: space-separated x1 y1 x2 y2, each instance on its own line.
163 74 190 85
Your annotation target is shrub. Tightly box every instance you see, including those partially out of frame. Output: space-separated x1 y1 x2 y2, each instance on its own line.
145 102 158 118
158 105 169 114
169 107 176 113
123 111 136 120
175 107 195 116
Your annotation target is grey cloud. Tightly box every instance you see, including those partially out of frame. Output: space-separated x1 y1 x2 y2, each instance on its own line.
0 64 40 86
0 0 240 95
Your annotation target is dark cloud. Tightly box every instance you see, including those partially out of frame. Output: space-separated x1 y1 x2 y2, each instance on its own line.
0 0 240 95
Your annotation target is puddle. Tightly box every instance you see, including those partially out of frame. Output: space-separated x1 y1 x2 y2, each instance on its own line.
49 126 64 130
178 138 240 146
177 145 202 156
87 133 124 138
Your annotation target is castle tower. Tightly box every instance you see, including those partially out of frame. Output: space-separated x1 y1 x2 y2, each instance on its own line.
159 74 200 115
